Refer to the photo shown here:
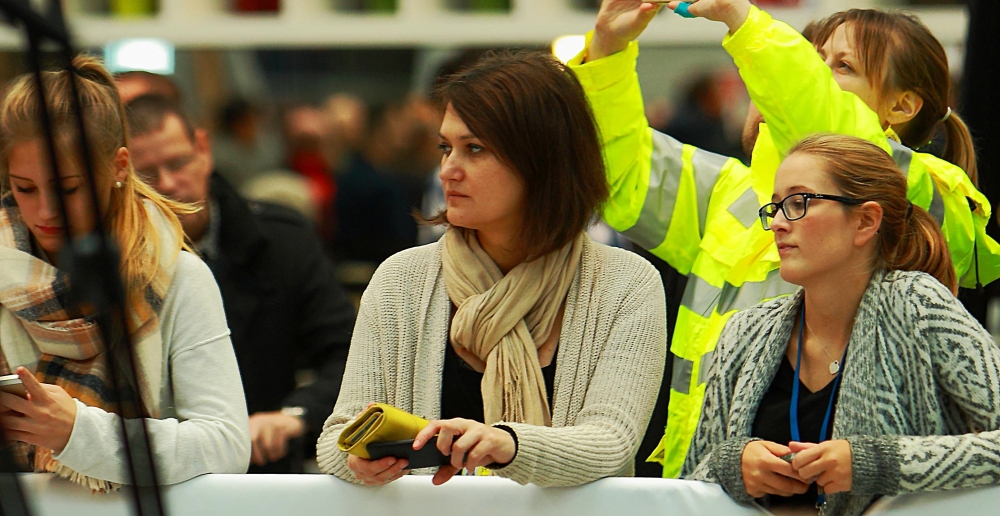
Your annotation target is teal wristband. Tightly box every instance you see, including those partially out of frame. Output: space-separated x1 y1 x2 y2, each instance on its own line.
675 2 696 18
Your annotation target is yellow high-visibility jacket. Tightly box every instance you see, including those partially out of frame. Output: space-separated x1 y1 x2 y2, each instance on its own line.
569 6 1000 478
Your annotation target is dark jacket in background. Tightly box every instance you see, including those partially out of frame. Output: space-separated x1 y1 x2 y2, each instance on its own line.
207 174 356 473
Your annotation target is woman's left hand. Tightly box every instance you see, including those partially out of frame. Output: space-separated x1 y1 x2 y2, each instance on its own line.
412 418 516 485
0 367 77 453
789 440 853 494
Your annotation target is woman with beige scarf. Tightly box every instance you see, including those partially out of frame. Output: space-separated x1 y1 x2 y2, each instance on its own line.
316 51 667 487
0 56 250 491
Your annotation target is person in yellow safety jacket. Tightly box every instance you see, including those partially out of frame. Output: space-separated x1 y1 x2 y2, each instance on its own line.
569 0 1000 478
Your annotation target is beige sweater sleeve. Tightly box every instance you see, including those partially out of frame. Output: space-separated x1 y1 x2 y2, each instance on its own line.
315 282 387 483
492 266 666 486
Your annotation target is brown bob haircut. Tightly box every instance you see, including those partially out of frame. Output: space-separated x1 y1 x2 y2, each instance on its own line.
424 50 609 261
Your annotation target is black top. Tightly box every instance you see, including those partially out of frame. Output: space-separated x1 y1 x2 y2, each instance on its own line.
751 356 841 508
207 174 357 473
440 342 558 422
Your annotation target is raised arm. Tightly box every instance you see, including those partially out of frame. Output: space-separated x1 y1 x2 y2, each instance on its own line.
569 2 750 273
666 1 887 156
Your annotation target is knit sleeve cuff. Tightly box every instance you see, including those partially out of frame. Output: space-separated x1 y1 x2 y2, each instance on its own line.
487 424 519 470
845 435 901 496
709 437 759 504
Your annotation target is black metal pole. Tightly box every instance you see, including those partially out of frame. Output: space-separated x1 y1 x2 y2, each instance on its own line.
0 1 165 515
0 444 32 516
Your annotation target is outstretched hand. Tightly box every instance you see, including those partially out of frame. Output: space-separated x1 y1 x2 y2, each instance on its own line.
590 1 664 62
663 0 753 33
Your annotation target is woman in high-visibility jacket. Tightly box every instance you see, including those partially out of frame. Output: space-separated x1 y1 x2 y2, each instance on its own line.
569 0 1000 478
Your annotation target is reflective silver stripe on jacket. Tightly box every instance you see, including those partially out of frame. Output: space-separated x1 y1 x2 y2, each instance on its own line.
888 140 944 225
680 275 723 318
671 355 695 394
728 187 761 229
622 131 684 250
621 131 729 249
670 349 720 394
717 269 797 314
673 270 796 394
691 148 729 235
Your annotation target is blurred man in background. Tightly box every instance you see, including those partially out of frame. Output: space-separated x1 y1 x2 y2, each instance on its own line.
122 91 356 474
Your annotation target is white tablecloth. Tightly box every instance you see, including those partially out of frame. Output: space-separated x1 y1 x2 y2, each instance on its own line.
12 473 1000 516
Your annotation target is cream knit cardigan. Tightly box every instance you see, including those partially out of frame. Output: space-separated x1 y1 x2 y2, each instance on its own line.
317 236 666 486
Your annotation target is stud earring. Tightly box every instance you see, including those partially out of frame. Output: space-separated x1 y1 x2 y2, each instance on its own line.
115 181 123 188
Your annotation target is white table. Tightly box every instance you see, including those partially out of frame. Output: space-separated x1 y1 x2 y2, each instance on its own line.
12 473 1000 516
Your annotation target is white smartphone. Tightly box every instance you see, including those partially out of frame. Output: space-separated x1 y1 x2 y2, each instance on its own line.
0 374 27 398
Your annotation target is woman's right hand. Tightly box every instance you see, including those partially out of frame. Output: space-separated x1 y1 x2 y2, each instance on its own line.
590 1 663 62
740 440 810 498
347 454 409 486
663 0 753 33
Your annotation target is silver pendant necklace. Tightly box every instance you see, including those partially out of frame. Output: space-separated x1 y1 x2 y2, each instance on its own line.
806 322 843 375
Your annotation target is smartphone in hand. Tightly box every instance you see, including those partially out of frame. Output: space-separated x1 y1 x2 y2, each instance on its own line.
0 374 27 398
367 439 451 469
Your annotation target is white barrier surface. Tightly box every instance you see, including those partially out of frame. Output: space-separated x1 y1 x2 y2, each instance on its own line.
17 474 764 516
14 473 1000 516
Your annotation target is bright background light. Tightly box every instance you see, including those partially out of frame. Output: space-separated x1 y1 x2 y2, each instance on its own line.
551 35 586 64
104 38 175 75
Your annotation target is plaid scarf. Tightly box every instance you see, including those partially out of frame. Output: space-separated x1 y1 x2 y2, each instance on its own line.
0 193 176 492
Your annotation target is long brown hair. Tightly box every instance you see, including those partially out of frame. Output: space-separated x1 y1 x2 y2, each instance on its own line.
789 134 957 294
0 55 195 307
425 50 608 261
807 10 978 187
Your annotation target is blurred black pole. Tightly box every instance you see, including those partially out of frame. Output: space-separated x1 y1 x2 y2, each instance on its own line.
957 0 1000 324
0 445 31 516
0 1 164 515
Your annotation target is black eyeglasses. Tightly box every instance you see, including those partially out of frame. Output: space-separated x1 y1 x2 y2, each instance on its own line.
758 192 866 230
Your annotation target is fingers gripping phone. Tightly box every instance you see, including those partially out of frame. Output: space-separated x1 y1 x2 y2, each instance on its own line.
367 439 452 469
0 374 27 398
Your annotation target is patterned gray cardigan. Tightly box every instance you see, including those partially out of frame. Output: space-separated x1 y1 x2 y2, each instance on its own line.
682 269 1000 516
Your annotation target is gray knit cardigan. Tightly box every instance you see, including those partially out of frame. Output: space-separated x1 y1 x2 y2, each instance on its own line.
683 269 1000 516
316 237 667 486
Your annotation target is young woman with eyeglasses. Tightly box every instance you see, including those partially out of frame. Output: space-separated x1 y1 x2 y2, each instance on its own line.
685 133 1000 516
574 0 1000 480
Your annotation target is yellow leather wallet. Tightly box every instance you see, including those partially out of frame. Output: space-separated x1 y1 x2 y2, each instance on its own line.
337 403 430 459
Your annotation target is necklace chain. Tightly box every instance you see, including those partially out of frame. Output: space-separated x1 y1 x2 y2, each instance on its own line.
804 321 844 375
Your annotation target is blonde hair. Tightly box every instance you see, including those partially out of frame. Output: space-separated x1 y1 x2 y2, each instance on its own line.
806 10 978 187
789 134 957 295
0 55 196 305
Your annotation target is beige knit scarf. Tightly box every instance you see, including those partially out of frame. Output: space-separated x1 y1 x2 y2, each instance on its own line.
442 227 583 426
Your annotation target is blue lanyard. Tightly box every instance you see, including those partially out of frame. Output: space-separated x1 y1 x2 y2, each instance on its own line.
790 304 849 509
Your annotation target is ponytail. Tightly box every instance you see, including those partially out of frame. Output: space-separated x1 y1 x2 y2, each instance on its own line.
941 111 978 189
883 204 957 295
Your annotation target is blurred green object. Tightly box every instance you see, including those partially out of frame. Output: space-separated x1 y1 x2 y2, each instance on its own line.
447 0 510 11
471 0 510 10
364 0 396 11
111 0 156 16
